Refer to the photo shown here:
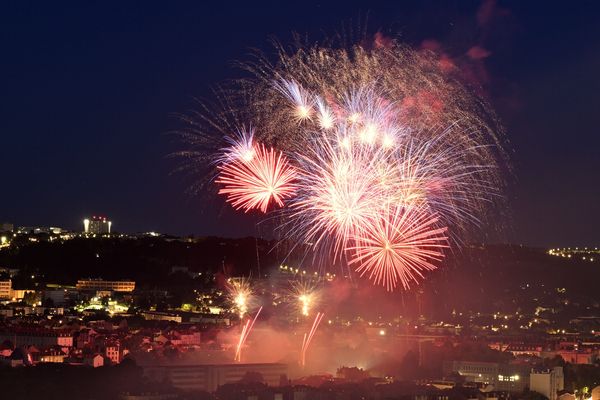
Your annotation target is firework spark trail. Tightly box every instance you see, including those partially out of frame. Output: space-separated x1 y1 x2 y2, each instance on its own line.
347 204 449 291
316 97 335 130
185 35 508 291
219 127 256 164
273 79 314 123
216 143 297 213
234 321 249 363
284 129 393 261
300 312 324 367
234 306 263 362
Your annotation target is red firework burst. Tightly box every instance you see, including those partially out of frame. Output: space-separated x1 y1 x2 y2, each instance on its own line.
347 204 449 291
216 144 297 213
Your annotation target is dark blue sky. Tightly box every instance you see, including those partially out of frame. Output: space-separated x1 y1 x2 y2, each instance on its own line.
1 1 599 247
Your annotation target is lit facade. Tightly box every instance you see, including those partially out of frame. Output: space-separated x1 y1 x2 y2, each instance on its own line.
0 280 11 299
444 360 528 392
0 329 73 348
140 311 182 323
83 216 112 234
76 279 135 292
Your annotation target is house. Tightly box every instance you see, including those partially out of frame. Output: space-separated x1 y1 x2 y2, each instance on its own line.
104 340 128 364
84 353 104 368
76 328 98 348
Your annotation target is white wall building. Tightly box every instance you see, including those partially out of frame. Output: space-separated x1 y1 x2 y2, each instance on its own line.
530 367 564 400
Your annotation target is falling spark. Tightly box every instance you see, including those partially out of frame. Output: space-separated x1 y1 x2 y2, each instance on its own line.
235 306 263 362
219 128 256 164
300 312 324 367
316 98 335 130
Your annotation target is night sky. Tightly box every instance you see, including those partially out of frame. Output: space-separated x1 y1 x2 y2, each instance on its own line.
1 1 599 247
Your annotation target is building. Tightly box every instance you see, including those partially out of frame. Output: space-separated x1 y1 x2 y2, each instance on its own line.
43 288 78 306
0 268 19 278
189 314 231 326
143 363 288 392
16 226 33 234
555 349 594 364
530 367 564 400
0 280 11 299
591 385 600 400
34 347 67 363
505 343 543 357
541 342 597 365
444 360 528 392
140 311 182 323
167 329 201 347
0 328 73 348
76 328 97 349
76 279 135 292
0 280 37 301
83 216 112 234
0 308 13 317
16 226 62 234
104 341 127 364
84 353 104 368
9 288 36 301
0 223 13 232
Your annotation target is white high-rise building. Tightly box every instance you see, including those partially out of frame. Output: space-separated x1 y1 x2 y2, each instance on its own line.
83 216 112 234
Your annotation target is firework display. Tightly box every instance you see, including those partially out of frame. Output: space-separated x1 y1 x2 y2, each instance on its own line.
186 36 506 291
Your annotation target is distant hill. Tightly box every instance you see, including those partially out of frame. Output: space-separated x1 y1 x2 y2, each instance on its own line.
0 236 280 286
1 238 598 321
412 244 600 321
